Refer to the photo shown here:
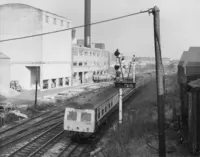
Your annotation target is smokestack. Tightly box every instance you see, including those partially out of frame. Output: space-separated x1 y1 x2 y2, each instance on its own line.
84 0 91 48
72 29 76 40
72 29 77 45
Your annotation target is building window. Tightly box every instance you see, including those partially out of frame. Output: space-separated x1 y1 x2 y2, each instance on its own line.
54 18 57 25
73 62 77 66
45 16 49 23
67 22 70 28
61 20 63 27
84 51 88 56
84 62 87 66
79 62 83 66
73 73 77 79
79 49 83 56
90 51 92 56
102 108 104 115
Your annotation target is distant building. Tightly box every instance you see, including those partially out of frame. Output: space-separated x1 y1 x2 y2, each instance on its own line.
93 43 105 50
72 45 110 85
0 3 72 90
77 39 85 47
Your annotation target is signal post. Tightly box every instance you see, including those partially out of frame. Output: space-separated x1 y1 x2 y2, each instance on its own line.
114 49 136 124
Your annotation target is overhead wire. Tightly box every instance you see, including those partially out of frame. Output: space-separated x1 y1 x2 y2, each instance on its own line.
0 8 153 43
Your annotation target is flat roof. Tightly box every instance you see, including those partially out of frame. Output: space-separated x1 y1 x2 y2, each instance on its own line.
0 52 10 59
0 3 72 21
67 85 118 109
178 47 200 68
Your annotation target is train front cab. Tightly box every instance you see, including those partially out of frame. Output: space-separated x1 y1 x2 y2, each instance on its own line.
64 108 95 136
186 79 200 155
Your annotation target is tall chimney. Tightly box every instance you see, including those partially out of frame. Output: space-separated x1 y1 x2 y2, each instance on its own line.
84 0 91 48
72 29 77 45
72 29 76 40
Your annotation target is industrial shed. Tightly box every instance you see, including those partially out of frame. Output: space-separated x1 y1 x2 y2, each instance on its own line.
0 52 10 91
178 47 200 84
187 79 200 153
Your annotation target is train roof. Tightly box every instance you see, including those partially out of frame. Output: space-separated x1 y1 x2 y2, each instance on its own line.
178 47 200 68
66 85 118 110
178 51 188 67
188 79 200 89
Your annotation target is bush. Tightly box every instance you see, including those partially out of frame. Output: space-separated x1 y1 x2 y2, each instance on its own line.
4 112 20 124
105 115 157 157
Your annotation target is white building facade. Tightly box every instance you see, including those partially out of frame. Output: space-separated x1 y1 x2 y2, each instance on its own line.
72 45 110 85
0 3 72 90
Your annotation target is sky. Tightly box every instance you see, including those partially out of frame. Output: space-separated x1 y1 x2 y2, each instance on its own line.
0 0 199 59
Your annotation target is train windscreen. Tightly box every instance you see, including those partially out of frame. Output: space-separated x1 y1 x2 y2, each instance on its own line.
81 112 91 122
67 111 77 121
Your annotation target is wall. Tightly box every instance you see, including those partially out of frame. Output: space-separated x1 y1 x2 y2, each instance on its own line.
0 4 43 89
0 59 10 89
42 11 72 82
10 64 31 89
72 45 110 73
42 64 71 79
0 4 43 62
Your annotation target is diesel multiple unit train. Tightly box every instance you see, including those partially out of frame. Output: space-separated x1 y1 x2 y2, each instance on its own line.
64 72 155 137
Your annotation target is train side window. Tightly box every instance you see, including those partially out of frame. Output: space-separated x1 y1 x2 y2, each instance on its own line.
95 108 98 120
102 109 104 115
105 106 107 112
111 101 113 106
98 109 100 119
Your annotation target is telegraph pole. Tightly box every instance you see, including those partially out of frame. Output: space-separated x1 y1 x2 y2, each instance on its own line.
34 67 38 109
152 6 166 157
132 55 136 83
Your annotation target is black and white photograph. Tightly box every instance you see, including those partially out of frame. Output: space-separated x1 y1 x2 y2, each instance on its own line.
0 0 199 157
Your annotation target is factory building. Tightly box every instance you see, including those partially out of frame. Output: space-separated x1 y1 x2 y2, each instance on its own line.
72 29 110 85
0 3 72 90
72 45 110 85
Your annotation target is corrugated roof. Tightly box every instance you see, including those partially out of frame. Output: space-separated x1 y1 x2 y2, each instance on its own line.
188 79 200 88
0 52 10 59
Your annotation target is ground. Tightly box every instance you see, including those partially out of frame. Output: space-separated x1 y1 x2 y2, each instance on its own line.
96 75 192 157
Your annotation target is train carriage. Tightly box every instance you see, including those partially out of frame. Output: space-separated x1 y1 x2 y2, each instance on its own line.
64 71 155 137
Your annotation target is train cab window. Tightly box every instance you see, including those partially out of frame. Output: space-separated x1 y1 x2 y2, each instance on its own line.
67 111 77 121
102 109 104 115
81 112 91 122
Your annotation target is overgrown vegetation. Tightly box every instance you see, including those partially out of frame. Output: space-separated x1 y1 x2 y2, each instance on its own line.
25 101 55 118
100 74 186 157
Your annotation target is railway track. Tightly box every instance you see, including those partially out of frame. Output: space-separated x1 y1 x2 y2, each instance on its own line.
0 80 150 157
0 82 113 156
5 122 63 157
0 82 112 143
0 117 63 149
